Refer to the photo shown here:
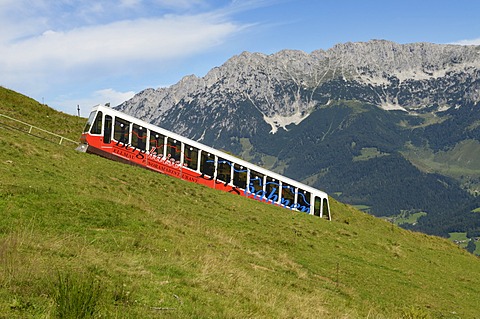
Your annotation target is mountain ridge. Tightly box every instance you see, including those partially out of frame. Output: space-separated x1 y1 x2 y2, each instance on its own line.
117 40 480 134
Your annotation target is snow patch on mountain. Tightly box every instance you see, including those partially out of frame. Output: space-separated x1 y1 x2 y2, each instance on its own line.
263 111 310 134
379 102 407 112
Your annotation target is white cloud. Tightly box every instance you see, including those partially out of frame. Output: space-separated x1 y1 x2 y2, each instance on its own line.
52 88 136 116
93 88 136 106
0 1 249 112
1 14 242 76
451 38 480 46
0 0 264 113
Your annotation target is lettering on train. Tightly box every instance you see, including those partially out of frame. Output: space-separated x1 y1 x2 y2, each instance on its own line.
114 141 187 169
244 182 310 213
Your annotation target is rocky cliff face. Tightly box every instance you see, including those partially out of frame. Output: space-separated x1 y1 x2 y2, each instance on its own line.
116 40 480 139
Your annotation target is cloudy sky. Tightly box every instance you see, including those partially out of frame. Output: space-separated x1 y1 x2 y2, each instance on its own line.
1 0 479 115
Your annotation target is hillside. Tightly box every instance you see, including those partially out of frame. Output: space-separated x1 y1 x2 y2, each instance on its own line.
1 87 480 318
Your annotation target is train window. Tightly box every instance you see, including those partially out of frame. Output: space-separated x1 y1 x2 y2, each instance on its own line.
297 189 311 213
281 184 295 208
84 111 103 134
104 115 112 144
184 144 198 170
314 197 321 217
233 164 247 189
249 170 264 194
83 111 97 133
167 137 182 162
114 117 130 143
131 124 146 151
265 177 280 203
200 152 215 178
149 131 165 155
217 158 232 184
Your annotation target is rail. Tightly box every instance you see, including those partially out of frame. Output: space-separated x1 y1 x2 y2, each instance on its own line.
0 113 79 146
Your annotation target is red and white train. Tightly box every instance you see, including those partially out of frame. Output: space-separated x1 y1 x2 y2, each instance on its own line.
78 104 331 220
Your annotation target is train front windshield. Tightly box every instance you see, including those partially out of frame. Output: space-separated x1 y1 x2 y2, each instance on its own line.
83 111 103 135
83 111 97 133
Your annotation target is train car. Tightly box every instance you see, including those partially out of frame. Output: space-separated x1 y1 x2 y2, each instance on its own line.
77 104 331 220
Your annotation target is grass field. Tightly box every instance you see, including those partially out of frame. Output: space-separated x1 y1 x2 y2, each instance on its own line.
352 147 389 162
448 232 469 243
448 233 480 255
351 204 371 213
2 87 480 318
385 211 427 226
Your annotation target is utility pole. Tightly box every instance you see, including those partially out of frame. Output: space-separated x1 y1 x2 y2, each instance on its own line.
77 104 80 117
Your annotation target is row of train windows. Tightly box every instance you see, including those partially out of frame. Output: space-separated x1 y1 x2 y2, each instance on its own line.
90 112 320 210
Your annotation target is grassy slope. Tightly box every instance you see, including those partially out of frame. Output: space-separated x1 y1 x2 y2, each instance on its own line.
0 88 85 141
402 141 480 195
1 87 480 318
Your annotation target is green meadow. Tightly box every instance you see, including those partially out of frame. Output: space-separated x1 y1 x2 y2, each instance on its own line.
1 87 480 318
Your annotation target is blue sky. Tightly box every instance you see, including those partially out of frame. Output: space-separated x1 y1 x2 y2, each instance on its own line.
1 0 479 115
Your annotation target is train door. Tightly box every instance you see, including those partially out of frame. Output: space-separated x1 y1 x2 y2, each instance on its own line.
322 198 331 220
103 115 112 144
314 196 321 217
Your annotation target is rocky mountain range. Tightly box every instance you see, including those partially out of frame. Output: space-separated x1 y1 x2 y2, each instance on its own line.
118 40 480 135
116 40 480 239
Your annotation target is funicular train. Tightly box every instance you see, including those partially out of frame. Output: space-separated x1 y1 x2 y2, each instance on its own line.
77 104 331 220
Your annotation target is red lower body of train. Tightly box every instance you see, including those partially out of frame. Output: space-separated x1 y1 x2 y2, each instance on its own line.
80 134 281 204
